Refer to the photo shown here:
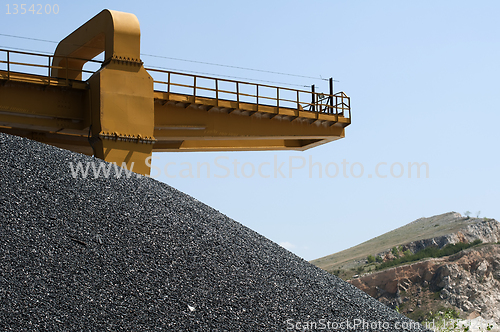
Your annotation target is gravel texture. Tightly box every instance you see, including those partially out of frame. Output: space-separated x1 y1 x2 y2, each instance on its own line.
0 133 431 331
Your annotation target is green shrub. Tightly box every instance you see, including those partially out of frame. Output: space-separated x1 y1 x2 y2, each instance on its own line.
376 256 383 263
422 308 463 331
432 292 441 300
367 255 375 263
376 240 482 270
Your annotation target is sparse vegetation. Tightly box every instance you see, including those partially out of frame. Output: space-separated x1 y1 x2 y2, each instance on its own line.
376 240 482 270
332 269 341 276
391 246 399 257
419 308 487 332
311 212 494 273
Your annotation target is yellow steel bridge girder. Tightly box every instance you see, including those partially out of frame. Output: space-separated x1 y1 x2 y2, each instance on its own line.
153 97 347 152
0 78 94 155
0 80 88 133
0 9 351 176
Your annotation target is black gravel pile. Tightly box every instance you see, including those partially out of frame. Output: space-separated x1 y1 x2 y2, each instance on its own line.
0 133 430 331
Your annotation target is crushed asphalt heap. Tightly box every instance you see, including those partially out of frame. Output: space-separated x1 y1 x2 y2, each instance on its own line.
0 133 430 331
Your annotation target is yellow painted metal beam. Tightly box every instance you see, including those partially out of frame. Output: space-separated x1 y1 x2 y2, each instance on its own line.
0 79 88 133
0 9 351 176
152 94 347 152
153 139 335 152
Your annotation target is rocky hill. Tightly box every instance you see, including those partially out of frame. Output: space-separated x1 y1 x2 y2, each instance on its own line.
349 244 500 324
312 212 500 273
311 213 500 330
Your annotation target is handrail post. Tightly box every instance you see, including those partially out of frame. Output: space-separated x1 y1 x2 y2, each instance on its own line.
348 96 351 119
335 95 339 115
7 51 10 80
215 79 218 102
167 72 171 93
256 85 259 109
47 56 51 85
329 77 334 114
344 95 347 117
236 82 239 109
193 76 197 97
297 90 300 110
311 84 315 112
276 87 279 109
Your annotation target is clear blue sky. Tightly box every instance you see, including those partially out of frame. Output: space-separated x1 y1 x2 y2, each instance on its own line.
2 1 499 261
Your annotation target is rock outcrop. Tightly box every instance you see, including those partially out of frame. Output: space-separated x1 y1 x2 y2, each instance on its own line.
377 216 500 261
349 245 500 324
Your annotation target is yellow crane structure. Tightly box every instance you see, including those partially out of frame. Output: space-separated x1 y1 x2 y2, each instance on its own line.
0 9 351 175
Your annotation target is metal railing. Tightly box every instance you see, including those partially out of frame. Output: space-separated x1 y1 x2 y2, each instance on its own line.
0 48 102 86
0 48 350 118
146 67 350 118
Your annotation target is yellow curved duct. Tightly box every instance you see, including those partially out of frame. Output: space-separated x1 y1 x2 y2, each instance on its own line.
51 9 142 80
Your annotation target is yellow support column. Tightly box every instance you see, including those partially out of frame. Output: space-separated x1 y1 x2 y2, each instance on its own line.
88 61 154 175
52 9 155 175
